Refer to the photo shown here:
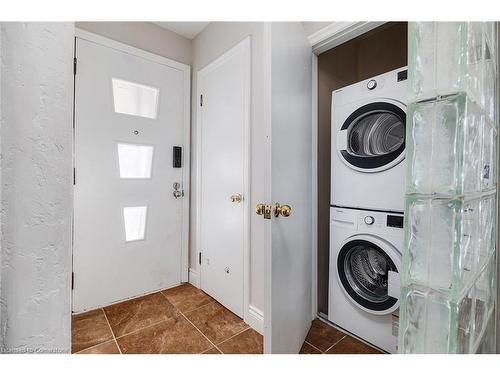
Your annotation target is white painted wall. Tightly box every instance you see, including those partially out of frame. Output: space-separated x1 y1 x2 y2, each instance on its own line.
0 22 74 353
76 22 192 65
191 23 266 317
301 22 333 37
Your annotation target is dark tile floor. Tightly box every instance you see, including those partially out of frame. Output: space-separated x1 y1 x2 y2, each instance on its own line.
72 283 381 354
300 319 383 354
72 283 263 354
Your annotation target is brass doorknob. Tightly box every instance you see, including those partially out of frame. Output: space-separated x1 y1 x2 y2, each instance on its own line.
231 193 243 203
273 203 292 218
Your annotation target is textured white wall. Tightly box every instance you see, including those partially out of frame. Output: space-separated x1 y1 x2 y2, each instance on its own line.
0 22 74 353
191 23 266 314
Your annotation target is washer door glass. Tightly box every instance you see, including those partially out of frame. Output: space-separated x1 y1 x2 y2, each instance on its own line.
337 239 398 312
340 102 405 170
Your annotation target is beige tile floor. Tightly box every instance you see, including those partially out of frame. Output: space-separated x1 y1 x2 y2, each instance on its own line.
72 283 381 354
72 284 262 354
300 319 383 354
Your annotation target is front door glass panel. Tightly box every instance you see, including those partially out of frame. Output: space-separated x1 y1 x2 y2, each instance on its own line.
117 143 154 179
112 78 159 119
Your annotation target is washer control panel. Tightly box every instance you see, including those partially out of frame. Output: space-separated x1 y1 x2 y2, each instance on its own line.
358 212 404 231
359 212 383 229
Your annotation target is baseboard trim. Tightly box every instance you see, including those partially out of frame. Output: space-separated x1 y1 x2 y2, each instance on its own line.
188 267 200 288
247 304 264 335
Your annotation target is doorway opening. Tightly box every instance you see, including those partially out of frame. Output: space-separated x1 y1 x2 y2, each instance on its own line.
72 30 191 313
313 22 408 353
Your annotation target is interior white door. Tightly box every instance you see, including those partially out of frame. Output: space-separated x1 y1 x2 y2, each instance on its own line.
73 37 189 312
264 23 313 353
198 38 250 318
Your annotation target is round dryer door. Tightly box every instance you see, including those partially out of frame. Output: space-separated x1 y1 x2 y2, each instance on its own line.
337 100 406 173
337 235 401 315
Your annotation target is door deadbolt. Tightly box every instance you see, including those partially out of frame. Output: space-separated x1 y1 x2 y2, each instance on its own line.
256 203 291 219
256 203 266 215
256 203 272 219
173 182 183 199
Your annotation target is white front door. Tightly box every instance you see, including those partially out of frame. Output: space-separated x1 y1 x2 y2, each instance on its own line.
263 23 313 353
198 38 250 318
73 35 190 312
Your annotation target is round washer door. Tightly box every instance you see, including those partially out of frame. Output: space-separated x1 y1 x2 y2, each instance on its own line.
336 234 401 315
337 99 406 173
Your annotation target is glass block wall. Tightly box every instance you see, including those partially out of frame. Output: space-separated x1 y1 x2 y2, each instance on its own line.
399 22 498 354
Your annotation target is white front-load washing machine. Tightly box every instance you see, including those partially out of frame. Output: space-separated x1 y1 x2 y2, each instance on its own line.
331 67 408 212
329 206 403 353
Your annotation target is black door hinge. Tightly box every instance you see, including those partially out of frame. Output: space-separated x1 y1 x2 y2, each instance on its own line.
200 94 203 107
73 167 76 185
73 57 77 75
199 252 202 265
71 272 75 290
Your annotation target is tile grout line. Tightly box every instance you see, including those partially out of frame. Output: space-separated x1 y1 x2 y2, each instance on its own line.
323 335 347 354
73 338 117 354
110 293 185 341
101 308 122 354
303 340 327 354
200 346 221 354
161 287 251 354
98 291 215 345
182 300 217 314
176 308 224 354
159 289 216 315
158 287 222 353
172 294 256 352
113 315 173 340
214 326 251 347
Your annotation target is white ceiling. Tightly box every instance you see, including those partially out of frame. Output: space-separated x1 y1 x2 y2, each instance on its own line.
153 22 210 39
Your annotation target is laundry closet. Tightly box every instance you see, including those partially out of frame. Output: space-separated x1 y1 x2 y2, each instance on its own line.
316 22 408 353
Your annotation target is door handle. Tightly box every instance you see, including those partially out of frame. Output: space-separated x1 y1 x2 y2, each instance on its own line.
256 203 291 219
230 193 243 203
273 203 292 218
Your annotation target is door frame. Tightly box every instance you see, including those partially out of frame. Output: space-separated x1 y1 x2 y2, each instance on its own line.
308 22 388 320
72 29 192 310
195 36 251 322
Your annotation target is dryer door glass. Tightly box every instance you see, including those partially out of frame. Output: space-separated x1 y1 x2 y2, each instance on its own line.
340 102 406 170
337 239 398 313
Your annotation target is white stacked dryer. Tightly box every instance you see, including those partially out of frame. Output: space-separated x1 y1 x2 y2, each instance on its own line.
329 67 407 353
330 67 408 212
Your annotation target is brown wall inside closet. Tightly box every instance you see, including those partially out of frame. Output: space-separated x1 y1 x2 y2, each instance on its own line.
317 22 408 315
